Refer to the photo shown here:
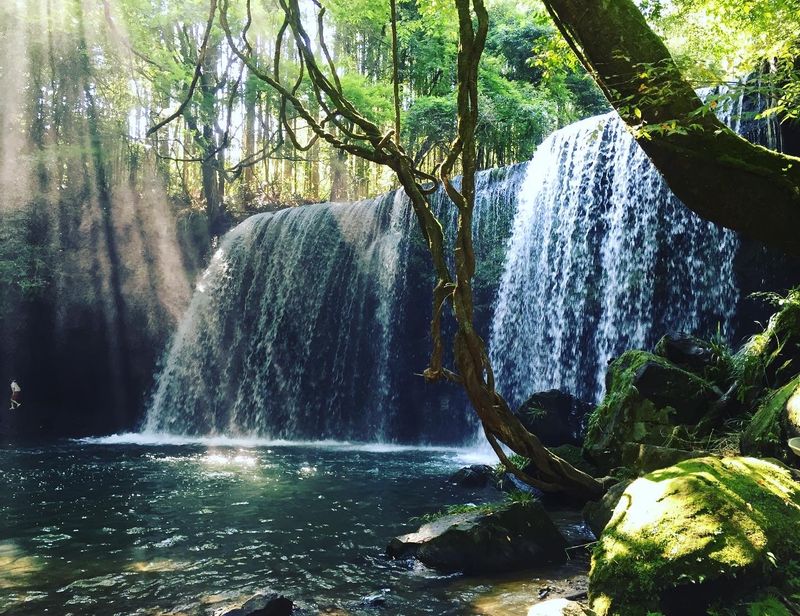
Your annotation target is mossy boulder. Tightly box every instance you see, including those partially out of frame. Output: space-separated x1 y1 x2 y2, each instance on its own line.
741 374 800 463
584 350 720 471
515 389 594 447
654 334 718 378
621 443 706 474
387 500 567 574
582 479 632 539
589 457 800 616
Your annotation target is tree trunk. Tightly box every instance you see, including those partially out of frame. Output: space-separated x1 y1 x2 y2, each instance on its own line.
329 147 347 201
541 0 800 255
201 131 223 236
243 81 256 189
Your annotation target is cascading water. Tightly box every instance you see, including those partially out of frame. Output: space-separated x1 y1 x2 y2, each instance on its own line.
144 166 523 443
488 112 739 407
146 100 762 443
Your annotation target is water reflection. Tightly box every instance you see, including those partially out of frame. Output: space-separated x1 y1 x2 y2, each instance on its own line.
0 441 586 615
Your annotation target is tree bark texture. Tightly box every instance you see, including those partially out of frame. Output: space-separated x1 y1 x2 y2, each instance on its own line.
542 0 800 255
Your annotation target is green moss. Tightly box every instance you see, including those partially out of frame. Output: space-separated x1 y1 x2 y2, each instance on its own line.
413 502 498 524
413 490 535 524
589 457 800 615
584 350 717 468
585 350 658 437
734 288 800 399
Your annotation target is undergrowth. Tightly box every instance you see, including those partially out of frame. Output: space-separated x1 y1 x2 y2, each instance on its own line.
411 490 535 524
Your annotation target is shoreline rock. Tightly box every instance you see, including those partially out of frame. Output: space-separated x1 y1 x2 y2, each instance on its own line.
583 350 721 471
217 593 293 616
515 390 593 448
387 500 567 574
589 456 800 615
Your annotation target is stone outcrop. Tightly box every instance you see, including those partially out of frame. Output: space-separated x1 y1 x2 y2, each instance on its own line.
620 443 706 474
654 334 718 377
515 389 594 447
583 350 720 471
581 479 632 539
449 464 497 488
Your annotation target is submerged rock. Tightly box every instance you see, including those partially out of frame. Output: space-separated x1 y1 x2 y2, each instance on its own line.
515 389 593 447
449 464 497 488
741 374 800 463
358 593 387 608
387 501 567 574
583 350 720 471
589 457 800 616
218 592 293 616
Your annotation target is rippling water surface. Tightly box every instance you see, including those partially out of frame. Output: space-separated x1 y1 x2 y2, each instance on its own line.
0 439 587 615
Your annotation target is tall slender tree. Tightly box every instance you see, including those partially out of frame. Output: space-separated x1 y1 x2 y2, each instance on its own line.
219 0 604 500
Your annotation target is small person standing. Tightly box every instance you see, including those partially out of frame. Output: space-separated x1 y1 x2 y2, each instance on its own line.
9 380 21 410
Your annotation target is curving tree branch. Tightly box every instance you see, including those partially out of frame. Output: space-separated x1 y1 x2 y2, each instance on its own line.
218 0 603 501
542 0 800 255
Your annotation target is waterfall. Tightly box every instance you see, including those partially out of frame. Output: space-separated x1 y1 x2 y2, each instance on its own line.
146 106 751 442
488 112 739 407
144 166 523 442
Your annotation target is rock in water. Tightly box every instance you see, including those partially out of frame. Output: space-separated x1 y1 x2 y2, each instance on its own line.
589 457 800 616
515 390 594 447
218 593 293 616
583 350 720 471
527 598 591 615
741 374 800 463
449 464 497 488
387 501 567 574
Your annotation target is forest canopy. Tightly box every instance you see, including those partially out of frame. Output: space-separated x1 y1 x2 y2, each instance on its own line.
1 0 794 234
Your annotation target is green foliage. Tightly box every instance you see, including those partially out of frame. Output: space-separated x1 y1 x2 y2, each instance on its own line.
733 288 800 400
740 374 800 460
412 489 536 523
643 0 800 122
0 204 56 313
746 596 791 616
706 324 736 387
506 489 534 504
507 453 531 470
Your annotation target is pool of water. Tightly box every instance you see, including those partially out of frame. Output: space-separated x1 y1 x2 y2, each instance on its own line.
0 438 589 615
